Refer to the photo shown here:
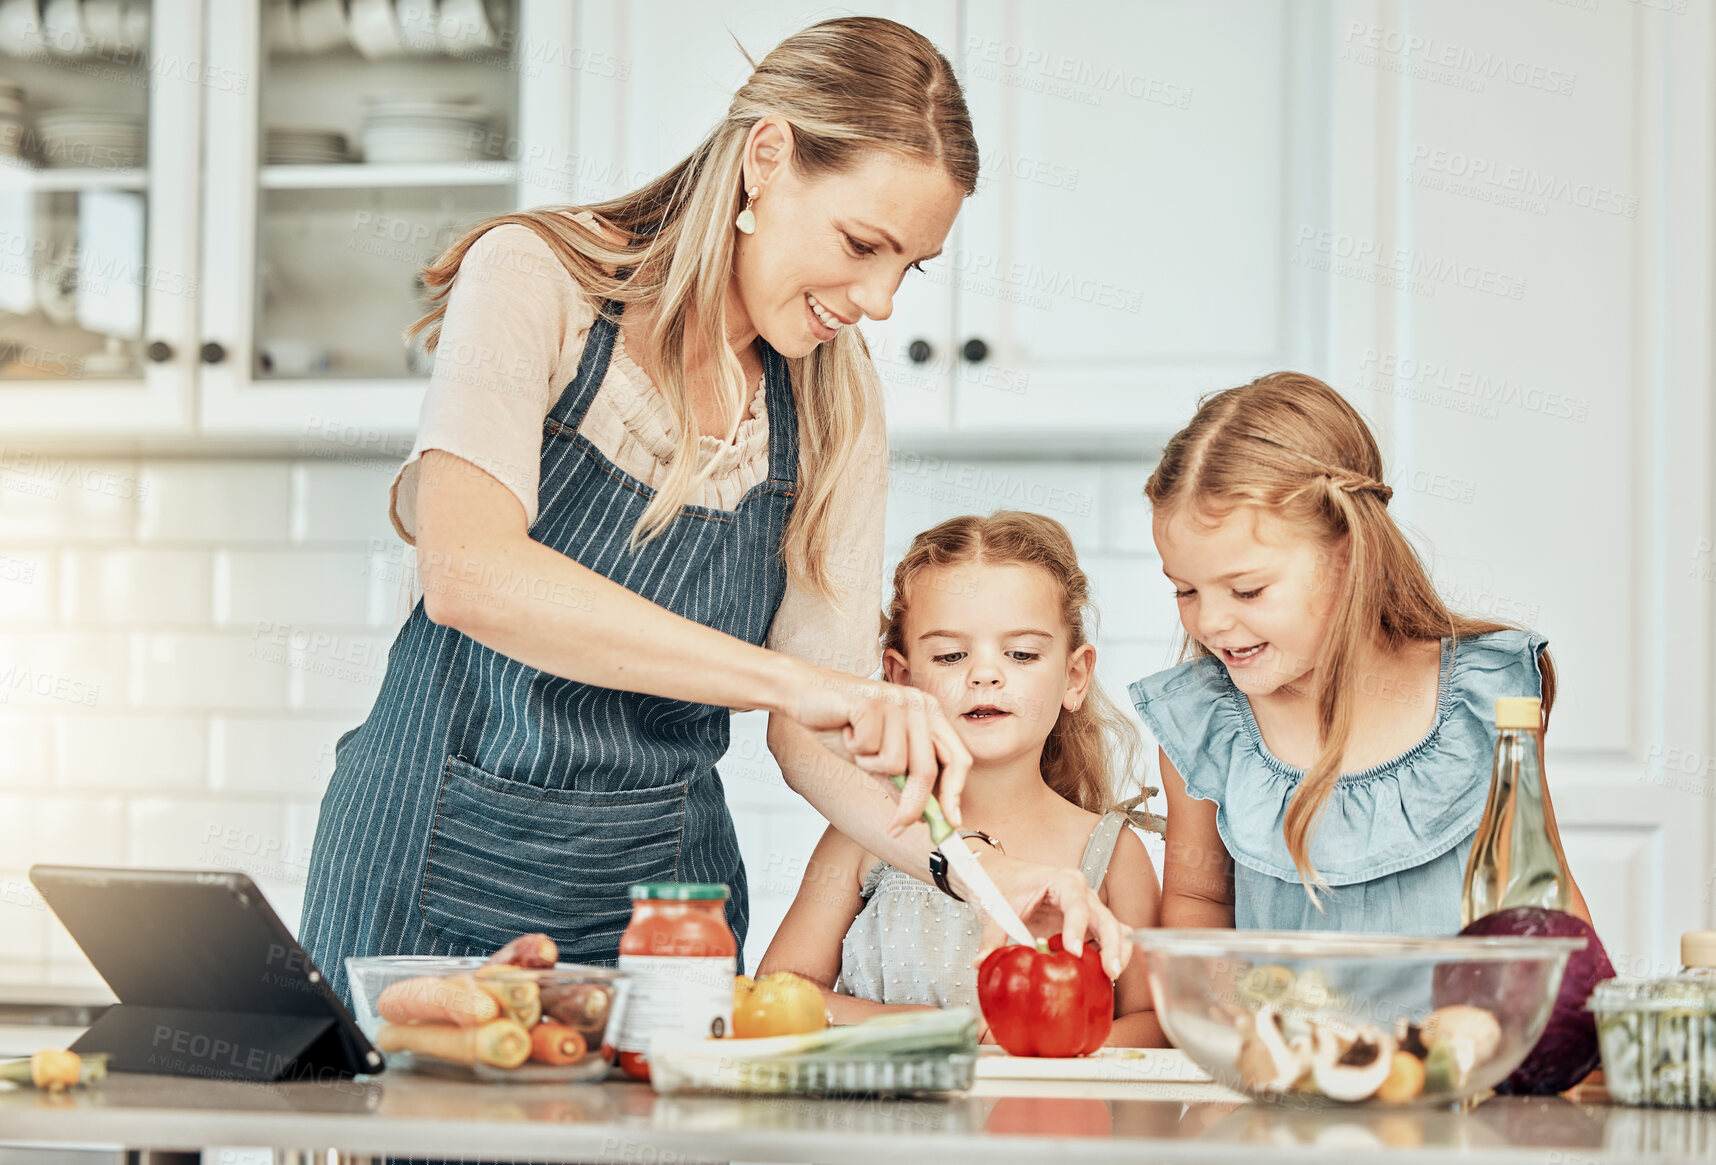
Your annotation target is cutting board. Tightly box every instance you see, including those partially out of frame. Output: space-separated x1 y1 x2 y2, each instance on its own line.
975 1045 1213 1083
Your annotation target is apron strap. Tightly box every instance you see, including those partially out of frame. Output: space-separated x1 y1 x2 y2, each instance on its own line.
544 300 623 431
760 342 799 485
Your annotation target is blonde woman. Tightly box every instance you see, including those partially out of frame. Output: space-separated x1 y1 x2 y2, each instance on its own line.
300 18 1133 1005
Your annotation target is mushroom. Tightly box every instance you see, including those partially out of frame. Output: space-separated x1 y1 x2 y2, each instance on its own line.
1418 1005 1502 1091
1310 1023 1398 1102
1236 1006 1309 1093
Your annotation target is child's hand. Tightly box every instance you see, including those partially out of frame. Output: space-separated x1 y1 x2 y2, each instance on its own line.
972 855 1134 979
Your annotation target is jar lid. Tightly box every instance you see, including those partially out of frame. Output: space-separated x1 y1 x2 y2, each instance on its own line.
1683 930 1716 968
629 882 729 901
1495 697 1542 729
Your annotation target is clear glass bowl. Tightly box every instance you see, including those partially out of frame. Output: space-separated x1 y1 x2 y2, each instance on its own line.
347 955 627 1083
1134 930 1585 1106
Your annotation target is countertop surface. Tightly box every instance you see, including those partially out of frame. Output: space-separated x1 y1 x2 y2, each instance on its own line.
1 1068 1713 1163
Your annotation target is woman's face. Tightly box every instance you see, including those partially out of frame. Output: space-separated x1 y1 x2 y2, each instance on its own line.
733 123 964 359
1154 505 1344 699
884 562 1094 768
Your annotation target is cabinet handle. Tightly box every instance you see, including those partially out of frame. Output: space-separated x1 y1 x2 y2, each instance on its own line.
907 339 934 365
145 340 174 363
200 341 227 365
961 338 989 364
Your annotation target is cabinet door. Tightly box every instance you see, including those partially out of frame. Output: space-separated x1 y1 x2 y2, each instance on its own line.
572 0 961 436
197 0 573 438
0 0 200 435
954 0 1328 434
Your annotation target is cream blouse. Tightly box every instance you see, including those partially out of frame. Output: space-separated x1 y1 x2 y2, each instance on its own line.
389 210 887 677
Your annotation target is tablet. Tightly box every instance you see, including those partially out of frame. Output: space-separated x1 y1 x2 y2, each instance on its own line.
28 865 381 1081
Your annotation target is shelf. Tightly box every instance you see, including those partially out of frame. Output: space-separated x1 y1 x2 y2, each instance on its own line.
260 162 518 190
0 163 148 192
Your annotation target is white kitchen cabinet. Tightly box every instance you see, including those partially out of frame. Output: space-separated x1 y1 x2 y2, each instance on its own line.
0 0 202 436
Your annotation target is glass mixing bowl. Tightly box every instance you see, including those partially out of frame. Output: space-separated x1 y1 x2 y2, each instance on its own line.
1134 930 1585 1106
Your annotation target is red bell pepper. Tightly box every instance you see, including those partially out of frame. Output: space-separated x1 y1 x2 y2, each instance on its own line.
977 934 1113 1057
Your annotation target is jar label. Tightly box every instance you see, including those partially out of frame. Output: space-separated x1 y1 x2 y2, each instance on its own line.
615 955 735 1051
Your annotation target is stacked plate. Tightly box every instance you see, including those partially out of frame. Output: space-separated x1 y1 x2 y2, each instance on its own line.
360 94 491 164
0 79 24 161
265 124 351 165
34 107 144 169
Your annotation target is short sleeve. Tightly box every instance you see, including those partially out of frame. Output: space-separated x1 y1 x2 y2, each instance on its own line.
388 220 599 544
1129 657 1249 805
763 411 888 677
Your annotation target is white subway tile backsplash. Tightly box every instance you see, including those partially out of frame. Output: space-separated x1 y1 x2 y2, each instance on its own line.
211 716 350 796
1102 464 1157 552
0 550 55 623
138 462 291 544
1082 556 1181 642
135 632 290 710
290 461 399 545
0 631 129 710
0 455 140 542
0 717 50 786
34 795 125 866
884 458 1103 550
126 797 297 882
53 715 207 790
286 632 390 711
217 550 375 627
0 874 51 966
62 549 213 625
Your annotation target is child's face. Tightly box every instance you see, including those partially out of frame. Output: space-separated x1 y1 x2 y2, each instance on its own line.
1154 505 1343 698
883 562 1094 766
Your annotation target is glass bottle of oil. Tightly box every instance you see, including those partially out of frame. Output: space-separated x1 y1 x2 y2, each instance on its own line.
1461 696 1575 926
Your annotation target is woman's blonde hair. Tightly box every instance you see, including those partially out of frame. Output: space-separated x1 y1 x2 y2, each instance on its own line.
1145 372 1557 891
883 511 1145 818
407 17 977 598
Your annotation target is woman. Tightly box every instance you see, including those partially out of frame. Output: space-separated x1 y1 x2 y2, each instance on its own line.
300 17 1133 1006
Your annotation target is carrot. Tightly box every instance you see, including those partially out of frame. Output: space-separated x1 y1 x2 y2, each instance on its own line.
484 933 558 969
541 982 611 1034
473 974 542 1027
530 1022 588 1065
376 1019 531 1068
376 974 500 1027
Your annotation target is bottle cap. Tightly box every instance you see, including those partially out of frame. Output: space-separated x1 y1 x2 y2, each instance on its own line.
629 882 729 901
1683 930 1716 968
1494 697 1542 729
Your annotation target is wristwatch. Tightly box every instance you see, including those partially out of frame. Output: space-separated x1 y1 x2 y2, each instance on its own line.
929 830 1004 902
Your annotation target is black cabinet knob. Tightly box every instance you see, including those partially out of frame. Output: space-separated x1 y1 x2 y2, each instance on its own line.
961 338 989 363
145 340 173 363
200 341 227 364
906 339 933 365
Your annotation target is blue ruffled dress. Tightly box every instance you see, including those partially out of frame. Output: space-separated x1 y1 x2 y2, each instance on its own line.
1130 630 1548 935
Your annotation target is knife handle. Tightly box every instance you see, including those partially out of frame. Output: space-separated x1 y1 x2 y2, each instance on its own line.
887 774 956 846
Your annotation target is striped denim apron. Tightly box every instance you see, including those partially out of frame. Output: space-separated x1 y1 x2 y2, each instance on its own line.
299 304 795 1007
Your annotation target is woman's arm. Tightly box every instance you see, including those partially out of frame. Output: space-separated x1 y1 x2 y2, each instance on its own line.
768 713 1135 975
1102 827 1167 1047
413 448 969 825
757 827 935 1024
1157 749 1236 928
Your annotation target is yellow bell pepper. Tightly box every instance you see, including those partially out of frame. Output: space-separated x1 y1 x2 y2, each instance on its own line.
732 972 828 1039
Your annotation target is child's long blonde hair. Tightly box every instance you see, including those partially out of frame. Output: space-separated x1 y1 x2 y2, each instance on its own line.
1145 372 1557 890
407 17 978 599
883 511 1145 818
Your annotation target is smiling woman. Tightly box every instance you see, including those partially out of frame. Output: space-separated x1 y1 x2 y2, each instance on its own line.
297 17 1138 1021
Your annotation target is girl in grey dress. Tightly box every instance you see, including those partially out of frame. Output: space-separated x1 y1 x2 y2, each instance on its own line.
759 512 1169 1046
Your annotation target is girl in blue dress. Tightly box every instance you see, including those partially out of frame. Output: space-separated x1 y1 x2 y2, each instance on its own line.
1131 372 1592 934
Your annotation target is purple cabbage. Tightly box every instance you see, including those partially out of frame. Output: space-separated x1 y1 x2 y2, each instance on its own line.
1458 907 1615 1095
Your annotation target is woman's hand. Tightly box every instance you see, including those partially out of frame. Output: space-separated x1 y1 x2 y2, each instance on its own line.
971 853 1134 979
784 663 972 832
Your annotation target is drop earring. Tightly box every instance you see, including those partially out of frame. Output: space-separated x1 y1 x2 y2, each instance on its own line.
734 186 759 235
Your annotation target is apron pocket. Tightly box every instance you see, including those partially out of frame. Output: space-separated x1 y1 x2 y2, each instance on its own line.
418 754 685 953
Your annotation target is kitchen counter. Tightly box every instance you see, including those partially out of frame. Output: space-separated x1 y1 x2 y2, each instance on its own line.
1 1069 1713 1163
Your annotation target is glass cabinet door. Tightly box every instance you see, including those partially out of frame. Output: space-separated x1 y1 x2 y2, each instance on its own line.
199 0 573 436
0 0 200 434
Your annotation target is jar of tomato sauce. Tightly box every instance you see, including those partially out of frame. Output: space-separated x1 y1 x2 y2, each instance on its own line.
611 882 736 1081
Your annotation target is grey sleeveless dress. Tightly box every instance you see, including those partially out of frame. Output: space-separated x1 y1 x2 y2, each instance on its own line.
837 810 1130 1010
